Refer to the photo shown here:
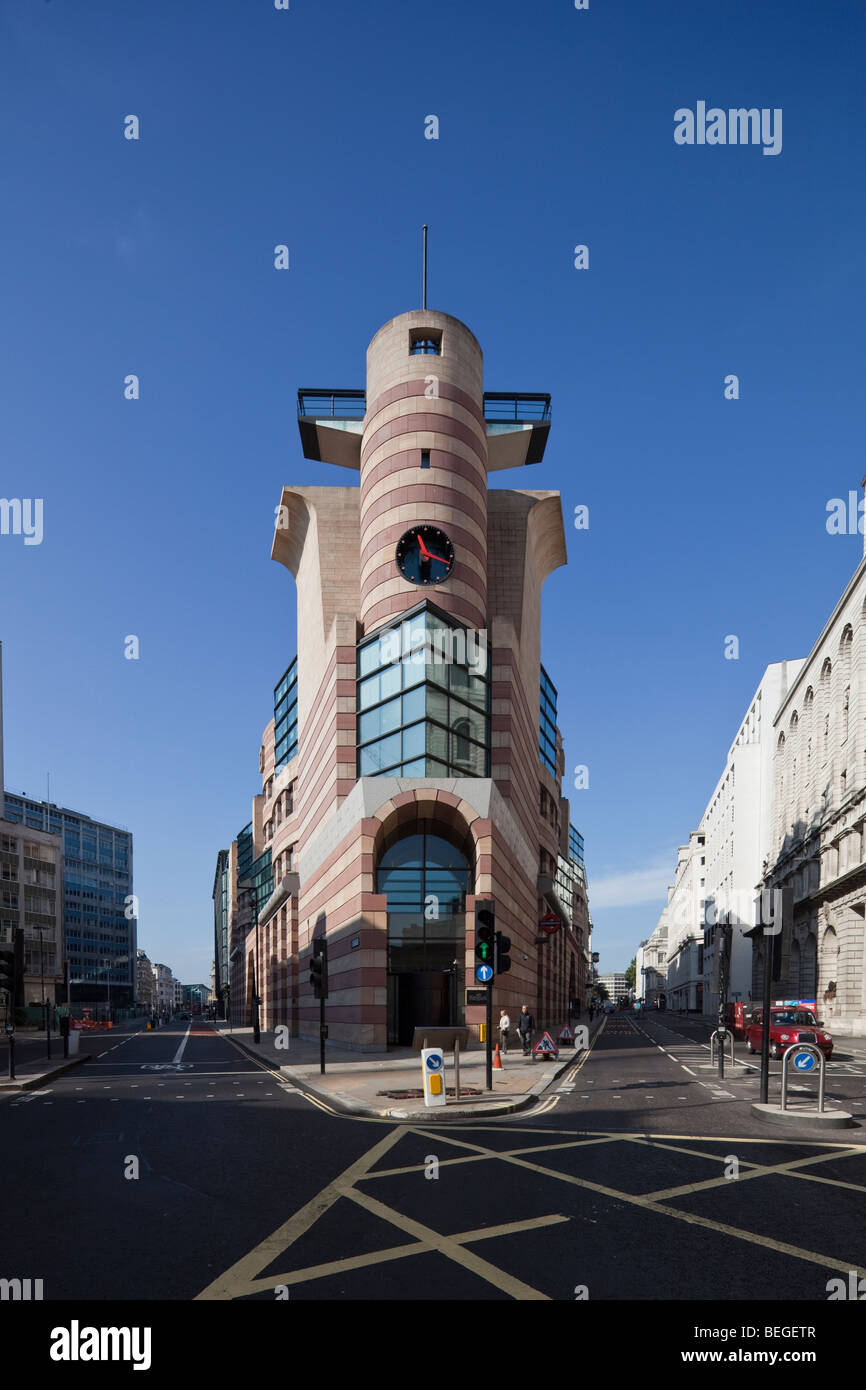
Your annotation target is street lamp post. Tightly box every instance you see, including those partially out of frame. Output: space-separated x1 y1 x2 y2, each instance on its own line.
241 882 261 1045
37 926 51 1060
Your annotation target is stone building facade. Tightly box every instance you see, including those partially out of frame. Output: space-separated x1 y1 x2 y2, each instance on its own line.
760 542 866 1036
220 306 590 1049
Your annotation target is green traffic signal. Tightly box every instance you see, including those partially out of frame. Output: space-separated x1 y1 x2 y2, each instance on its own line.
475 900 495 971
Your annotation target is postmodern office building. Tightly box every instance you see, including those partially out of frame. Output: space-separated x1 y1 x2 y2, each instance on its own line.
218 307 591 1048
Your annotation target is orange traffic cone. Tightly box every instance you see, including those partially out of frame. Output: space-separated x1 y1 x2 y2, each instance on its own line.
493 1043 503 1069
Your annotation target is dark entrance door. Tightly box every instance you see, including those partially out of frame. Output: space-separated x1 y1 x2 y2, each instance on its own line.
394 971 451 1046
378 830 470 1047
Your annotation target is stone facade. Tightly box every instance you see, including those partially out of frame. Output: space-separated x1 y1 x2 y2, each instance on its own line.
761 549 866 1035
224 307 589 1049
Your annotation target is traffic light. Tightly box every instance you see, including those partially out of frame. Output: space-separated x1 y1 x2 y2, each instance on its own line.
309 938 328 1000
0 947 15 998
475 900 495 975
494 931 512 975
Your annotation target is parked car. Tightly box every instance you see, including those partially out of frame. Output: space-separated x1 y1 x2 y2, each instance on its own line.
745 1007 833 1060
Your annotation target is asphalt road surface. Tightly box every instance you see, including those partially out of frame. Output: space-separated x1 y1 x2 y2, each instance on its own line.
2 1014 865 1303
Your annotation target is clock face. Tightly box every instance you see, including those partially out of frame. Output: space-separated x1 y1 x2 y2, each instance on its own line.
395 525 455 586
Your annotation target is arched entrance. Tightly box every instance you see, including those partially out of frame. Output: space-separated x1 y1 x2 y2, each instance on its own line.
377 829 472 1046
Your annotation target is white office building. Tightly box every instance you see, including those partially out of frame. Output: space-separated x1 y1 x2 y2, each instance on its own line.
700 662 804 1017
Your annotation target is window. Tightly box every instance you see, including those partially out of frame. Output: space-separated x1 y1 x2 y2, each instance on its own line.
357 605 490 779
540 666 558 775
409 330 442 356
274 658 299 769
420 450 430 468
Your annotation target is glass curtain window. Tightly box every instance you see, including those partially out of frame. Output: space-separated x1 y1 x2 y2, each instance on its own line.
357 607 490 778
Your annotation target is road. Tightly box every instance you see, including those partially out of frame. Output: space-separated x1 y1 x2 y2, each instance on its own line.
2 1013 865 1304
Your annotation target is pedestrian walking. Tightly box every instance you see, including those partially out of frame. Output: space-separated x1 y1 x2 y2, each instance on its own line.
517 1004 534 1055
498 1008 511 1055
588 1003 595 1023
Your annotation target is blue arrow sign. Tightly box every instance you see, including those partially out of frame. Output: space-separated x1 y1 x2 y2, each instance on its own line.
476 964 493 982
793 1051 817 1071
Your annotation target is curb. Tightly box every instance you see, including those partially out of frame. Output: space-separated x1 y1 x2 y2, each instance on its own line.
282 1041 593 1121
751 1101 856 1129
0 1054 88 1091
282 1067 548 1120
218 1023 599 1121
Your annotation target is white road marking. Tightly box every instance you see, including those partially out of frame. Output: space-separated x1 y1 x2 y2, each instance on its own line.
172 1024 193 1066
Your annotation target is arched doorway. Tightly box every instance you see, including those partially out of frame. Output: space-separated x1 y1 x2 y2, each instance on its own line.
790 939 801 1000
377 830 471 1046
820 924 839 1018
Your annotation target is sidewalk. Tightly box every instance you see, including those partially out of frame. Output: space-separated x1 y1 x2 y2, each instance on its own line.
0 1015 148 1092
0 1038 88 1091
216 1017 605 1119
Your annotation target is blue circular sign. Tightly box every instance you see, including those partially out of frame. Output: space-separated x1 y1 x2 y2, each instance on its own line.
476 964 493 982
426 1054 443 1070
793 1050 817 1071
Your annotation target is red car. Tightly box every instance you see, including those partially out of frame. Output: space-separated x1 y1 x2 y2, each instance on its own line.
746 1007 833 1060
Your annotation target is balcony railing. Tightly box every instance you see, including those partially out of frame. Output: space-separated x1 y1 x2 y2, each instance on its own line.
297 389 551 425
298 390 366 420
483 392 551 423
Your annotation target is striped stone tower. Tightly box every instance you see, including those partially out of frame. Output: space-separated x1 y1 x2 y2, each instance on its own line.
359 309 488 634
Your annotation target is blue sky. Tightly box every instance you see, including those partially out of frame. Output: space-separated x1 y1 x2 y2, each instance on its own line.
1 0 864 981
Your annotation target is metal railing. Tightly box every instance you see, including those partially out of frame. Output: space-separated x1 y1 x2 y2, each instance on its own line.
297 389 366 419
483 392 551 423
296 389 552 425
780 1043 826 1112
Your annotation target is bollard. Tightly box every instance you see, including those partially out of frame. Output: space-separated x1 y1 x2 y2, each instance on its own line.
781 1043 826 1113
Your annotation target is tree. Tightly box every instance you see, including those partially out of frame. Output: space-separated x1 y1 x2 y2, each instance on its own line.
625 957 636 990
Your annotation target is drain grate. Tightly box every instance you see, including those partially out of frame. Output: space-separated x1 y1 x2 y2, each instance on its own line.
377 1087 483 1099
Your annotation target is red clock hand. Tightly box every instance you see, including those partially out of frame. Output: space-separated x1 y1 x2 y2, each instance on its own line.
424 549 448 564
416 533 432 559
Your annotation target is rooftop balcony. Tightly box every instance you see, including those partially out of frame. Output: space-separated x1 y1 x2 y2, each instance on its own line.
297 390 551 470
298 390 366 420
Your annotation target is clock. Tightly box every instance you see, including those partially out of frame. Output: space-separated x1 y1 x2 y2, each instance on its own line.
395 525 455 586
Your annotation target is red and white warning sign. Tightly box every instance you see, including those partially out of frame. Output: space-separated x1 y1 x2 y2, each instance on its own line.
532 1031 559 1058
558 1024 574 1045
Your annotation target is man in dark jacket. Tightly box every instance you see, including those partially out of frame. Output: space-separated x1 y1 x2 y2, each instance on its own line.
517 1004 534 1055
